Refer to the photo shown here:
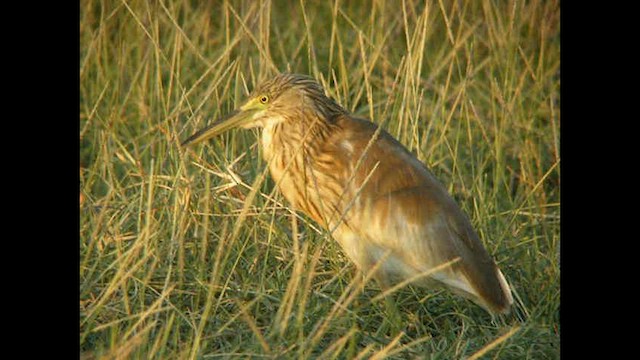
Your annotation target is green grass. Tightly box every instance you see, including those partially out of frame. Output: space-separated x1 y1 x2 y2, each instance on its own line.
80 0 560 358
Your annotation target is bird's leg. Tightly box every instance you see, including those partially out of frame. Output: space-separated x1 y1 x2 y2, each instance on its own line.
383 295 403 336
374 275 404 336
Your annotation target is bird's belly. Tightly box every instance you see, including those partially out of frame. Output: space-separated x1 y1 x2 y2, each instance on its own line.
333 227 416 281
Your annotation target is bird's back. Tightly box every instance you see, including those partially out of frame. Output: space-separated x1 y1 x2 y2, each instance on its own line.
315 115 513 314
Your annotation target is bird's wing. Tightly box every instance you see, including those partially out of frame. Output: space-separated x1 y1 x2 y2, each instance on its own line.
333 119 511 311
355 184 511 312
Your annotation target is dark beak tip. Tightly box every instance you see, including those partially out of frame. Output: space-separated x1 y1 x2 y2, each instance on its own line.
179 138 193 149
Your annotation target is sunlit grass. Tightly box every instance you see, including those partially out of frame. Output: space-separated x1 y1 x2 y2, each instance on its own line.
80 0 559 358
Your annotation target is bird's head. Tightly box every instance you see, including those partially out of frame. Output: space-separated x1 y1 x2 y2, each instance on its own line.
181 73 345 148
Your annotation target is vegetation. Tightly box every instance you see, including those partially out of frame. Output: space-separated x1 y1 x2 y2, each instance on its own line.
80 0 559 358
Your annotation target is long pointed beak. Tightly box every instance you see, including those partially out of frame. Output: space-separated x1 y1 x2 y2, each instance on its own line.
181 107 259 148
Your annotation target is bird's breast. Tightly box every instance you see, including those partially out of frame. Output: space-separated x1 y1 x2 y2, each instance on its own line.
261 138 353 227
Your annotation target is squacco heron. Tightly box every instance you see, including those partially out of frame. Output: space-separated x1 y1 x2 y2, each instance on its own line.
182 73 513 314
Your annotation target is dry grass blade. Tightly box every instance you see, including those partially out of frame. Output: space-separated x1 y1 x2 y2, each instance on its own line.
369 331 405 360
467 325 521 360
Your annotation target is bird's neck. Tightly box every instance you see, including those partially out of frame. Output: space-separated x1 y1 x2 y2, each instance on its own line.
259 115 340 224
260 115 334 163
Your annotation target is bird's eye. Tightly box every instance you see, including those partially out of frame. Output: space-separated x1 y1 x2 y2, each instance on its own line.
259 95 269 104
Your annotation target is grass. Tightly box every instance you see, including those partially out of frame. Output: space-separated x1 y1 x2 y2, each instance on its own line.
80 0 560 358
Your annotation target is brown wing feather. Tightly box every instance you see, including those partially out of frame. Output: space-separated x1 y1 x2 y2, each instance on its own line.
325 115 512 313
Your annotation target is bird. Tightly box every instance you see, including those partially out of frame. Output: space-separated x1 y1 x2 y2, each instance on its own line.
182 73 513 315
